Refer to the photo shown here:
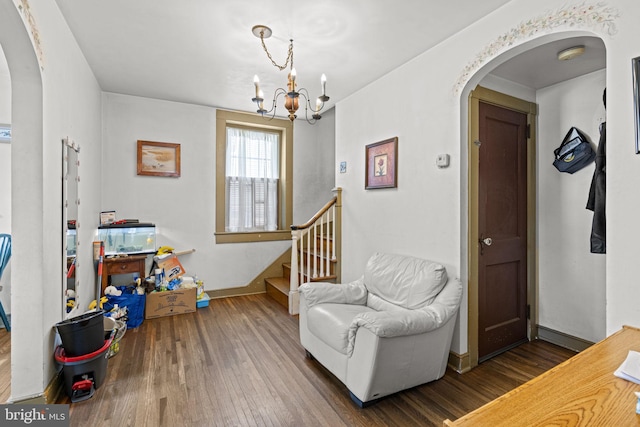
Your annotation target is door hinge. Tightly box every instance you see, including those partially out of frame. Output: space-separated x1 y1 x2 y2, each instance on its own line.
526 124 531 139
526 304 531 319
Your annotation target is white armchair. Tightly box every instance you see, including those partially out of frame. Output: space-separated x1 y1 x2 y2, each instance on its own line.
299 252 462 407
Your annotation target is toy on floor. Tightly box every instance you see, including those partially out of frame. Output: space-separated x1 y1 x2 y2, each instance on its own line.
104 285 122 296
89 296 108 310
65 289 76 313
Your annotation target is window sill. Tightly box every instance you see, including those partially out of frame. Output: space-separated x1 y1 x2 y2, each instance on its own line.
214 230 291 244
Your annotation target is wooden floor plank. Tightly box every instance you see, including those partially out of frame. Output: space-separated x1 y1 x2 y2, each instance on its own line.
0 294 577 426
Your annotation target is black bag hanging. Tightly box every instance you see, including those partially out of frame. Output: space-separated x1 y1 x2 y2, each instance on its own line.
553 127 596 174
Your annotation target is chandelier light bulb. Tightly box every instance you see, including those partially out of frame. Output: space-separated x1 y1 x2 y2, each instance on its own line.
258 90 265 110
290 68 297 82
321 74 327 96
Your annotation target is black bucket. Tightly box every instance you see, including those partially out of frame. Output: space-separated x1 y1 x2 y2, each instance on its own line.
55 338 111 402
55 310 105 357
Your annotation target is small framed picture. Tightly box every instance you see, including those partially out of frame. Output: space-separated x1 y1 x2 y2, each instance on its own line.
137 140 181 177
100 210 116 225
365 137 397 189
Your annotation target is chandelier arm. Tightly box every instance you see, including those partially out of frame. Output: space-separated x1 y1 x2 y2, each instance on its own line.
260 32 294 71
257 89 288 121
298 88 326 113
297 90 321 124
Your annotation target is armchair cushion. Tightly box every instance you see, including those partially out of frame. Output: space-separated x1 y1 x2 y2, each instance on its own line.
364 252 447 309
307 303 376 355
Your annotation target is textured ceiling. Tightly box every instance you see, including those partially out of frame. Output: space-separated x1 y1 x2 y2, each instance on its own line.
1 2 606 114
53 0 515 113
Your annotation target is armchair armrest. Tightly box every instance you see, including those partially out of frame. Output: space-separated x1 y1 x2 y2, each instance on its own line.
299 277 367 308
346 301 459 356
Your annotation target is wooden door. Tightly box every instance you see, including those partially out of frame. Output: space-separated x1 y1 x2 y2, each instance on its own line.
477 101 529 361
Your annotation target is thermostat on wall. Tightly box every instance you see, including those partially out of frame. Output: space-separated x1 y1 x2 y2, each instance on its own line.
436 154 450 168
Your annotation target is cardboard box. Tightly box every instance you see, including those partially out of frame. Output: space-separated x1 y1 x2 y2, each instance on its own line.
155 253 186 281
145 287 196 319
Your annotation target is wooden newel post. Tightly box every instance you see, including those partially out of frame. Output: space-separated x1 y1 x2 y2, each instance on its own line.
289 231 300 315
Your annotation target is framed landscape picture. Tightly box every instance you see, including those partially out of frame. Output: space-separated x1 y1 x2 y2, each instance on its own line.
365 137 397 189
137 140 181 177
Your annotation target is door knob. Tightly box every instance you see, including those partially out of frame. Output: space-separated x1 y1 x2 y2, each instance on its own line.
479 235 492 255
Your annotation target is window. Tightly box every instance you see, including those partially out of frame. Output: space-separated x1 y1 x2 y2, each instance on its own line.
215 110 293 243
225 127 279 232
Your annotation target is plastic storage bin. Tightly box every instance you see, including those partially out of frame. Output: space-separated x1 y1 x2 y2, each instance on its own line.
55 310 105 357
196 293 211 308
55 338 112 402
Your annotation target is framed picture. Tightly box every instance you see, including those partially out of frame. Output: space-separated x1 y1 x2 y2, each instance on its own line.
633 56 640 153
137 140 181 177
0 125 11 143
100 210 116 225
365 137 397 189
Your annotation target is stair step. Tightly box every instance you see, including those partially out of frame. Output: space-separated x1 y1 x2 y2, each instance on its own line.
265 277 289 309
283 263 335 283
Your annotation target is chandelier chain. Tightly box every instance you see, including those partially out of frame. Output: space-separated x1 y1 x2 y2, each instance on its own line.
260 31 294 71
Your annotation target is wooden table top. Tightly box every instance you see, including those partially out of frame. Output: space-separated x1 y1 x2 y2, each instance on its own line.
444 325 640 426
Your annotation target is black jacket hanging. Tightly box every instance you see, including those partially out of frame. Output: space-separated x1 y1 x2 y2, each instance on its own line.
586 121 606 254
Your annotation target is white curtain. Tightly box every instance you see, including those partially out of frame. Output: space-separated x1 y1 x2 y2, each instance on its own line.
225 127 279 232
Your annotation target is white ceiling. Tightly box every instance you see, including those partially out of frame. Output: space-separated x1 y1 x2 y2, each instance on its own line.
1 2 606 113
490 36 606 89
54 0 516 113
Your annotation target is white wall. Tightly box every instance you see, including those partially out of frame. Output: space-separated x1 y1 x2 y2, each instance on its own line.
1 0 103 401
335 0 637 355
102 93 335 291
537 70 607 342
294 107 336 224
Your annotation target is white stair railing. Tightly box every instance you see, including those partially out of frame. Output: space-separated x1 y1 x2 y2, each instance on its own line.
288 188 341 315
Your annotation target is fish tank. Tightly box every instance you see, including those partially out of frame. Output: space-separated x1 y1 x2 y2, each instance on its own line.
97 223 156 255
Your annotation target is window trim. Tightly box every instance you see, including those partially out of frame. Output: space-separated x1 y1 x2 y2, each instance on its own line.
215 109 293 243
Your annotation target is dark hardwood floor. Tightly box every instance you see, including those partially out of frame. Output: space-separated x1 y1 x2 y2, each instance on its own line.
0 294 577 426
0 324 9 403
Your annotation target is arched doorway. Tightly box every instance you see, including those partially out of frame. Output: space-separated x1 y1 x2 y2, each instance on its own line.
0 1 45 402
461 31 607 370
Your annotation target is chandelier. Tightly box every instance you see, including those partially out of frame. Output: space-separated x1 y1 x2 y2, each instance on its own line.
251 25 329 124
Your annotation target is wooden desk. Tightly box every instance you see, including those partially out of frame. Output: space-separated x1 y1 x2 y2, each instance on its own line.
444 325 640 426
101 255 147 295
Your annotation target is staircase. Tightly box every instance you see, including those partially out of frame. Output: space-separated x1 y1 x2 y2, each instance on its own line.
265 188 342 314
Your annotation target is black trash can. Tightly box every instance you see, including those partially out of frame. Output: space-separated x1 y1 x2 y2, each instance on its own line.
54 338 111 402
55 310 105 357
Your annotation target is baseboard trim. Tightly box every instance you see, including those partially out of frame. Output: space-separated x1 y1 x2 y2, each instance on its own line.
11 370 65 403
208 248 291 300
43 370 65 404
537 325 594 352
448 350 471 374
